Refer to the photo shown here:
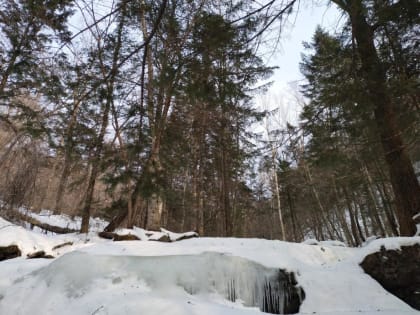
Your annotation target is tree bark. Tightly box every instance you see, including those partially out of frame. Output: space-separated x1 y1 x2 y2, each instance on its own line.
146 192 164 230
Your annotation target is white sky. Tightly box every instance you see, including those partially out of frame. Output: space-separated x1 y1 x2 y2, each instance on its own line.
268 2 343 90
257 2 344 125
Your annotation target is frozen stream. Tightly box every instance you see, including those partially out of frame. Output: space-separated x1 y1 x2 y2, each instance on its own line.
2 251 304 314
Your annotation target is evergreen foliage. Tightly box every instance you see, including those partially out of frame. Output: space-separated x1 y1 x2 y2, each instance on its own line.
0 0 418 240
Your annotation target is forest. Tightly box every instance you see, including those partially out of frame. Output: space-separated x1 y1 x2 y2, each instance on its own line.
0 0 419 243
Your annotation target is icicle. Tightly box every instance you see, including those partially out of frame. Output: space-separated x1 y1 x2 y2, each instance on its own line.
36 251 304 314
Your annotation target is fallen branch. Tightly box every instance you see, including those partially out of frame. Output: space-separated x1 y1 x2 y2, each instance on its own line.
52 241 74 250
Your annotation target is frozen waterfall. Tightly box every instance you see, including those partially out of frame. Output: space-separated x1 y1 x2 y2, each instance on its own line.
19 251 305 314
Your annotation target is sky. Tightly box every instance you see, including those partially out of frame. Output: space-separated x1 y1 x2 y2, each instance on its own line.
267 2 343 90
257 2 344 125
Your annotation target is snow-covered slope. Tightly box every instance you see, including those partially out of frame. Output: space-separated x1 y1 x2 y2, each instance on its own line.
0 216 418 315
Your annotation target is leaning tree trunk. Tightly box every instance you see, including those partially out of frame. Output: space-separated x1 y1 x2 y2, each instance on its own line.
80 165 98 233
343 0 420 235
80 98 111 233
55 96 83 213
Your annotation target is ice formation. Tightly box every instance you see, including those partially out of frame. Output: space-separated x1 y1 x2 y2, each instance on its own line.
7 251 304 314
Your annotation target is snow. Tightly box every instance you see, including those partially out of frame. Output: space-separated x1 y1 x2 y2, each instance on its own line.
0 215 419 315
14 209 198 241
0 217 76 256
414 212 420 236
18 208 108 232
161 227 199 241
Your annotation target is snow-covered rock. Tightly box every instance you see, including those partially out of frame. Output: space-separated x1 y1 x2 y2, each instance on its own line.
361 244 420 310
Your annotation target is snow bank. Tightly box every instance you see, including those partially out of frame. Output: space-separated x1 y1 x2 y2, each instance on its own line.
0 215 419 315
0 217 71 256
0 217 105 257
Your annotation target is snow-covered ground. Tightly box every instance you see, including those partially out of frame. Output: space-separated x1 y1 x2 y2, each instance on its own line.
0 214 419 315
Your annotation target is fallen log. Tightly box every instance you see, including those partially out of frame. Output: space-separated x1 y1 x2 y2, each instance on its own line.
27 250 54 259
0 245 21 261
52 242 73 251
98 231 140 241
18 213 78 234
113 234 140 241
98 231 117 239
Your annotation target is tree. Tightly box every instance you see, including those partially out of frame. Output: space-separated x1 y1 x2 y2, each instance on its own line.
180 10 271 236
0 0 73 144
298 27 412 240
77 0 130 233
320 0 420 235
103 1 272 235
262 0 420 235
0 0 73 215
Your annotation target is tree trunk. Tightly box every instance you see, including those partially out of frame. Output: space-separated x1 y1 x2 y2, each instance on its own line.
352 199 366 242
354 191 370 237
55 97 83 212
302 161 335 239
146 192 164 230
340 0 420 235
104 207 128 232
80 3 127 232
80 165 98 233
220 133 233 237
55 154 71 213
197 191 204 235
286 186 299 241
372 158 399 236
144 147 164 231
376 181 399 236
273 161 286 240
180 169 189 232
127 197 134 229
80 98 111 233
332 179 354 245
362 165 387 236
343 186 362 246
